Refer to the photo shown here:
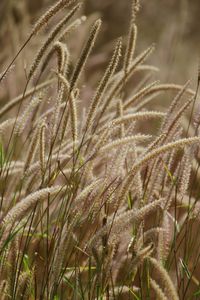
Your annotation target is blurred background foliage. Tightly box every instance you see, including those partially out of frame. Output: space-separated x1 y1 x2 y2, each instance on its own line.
0 0 200 98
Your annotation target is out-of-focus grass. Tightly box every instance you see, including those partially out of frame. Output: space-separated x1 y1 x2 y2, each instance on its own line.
1 0 200 82
1 1 200 299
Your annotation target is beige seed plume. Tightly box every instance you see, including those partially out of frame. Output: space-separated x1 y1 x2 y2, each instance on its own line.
29 4 80 80
0 79 54 118
2 186 62 227
100 45 155 117
39 123 46 176
31 0 77 36
150 278 168 300
42 41 69 74
149 257 179 300
166 81 190 116
117 99 125 137
164 96 195 137
130 244 154 274
56 73 78 142
124 23 138 72
179 149 192 198
52 83 66 138
70 19 102 90
137 227 165 250
131 137 200 175
158 212 171 262
99 134 152 153
74 179 103 204
85 38 122 131
88 198 163 250
0 119 15 136
124 80 159 109
24 125 41 172
115 44 155 95
98 111 165 134
147 83 195 98
132 0 141 22
14 94 43 135
58 16 87 41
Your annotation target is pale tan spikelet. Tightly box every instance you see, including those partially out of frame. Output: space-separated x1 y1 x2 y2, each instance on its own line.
132 0 141 22
147 83 195 98
105 145 128 183
70 19 102 90
182 115 195 137
131 137 200 175
58 16 87 41
131 244 154 274
29 4 80 80
149 257 179 300
161 148 177 188
14 93 43 135
99 134 152 154
88 198 163 250
85 38 122 131
158 212 171 262
39 123 46 177
93 286 139 300
41 41 69 74
0 118 15 136
98 111 165 134
60 106 70 140
56 73 78 141
150 278 168 300
0 79 54 118
124 24 137 72
0 161 24 179
16 271 31 299
110 64 158 89
54 139 75 156
31 0 77 36
2 186 62 228
164 96 195 137
158 212 166 262
52 214 80 286
0 244 10 276
131 143 143 199
74 179 103 205
114 111 165 125
124 80 159 109
133 82 194 112
166 81 190 116
100 45 155 117
117 136 197 207
6 237 19 297
137 227 165 250
24 152 70 182
52 83 66 138
87 124 113 163
144 133 167 154
116 44 155 94
24 125 40 172
113 171 137 210
135 81 194 113
179 148 192 198
133 93 161 112
41 16 86 75
117 99 125 137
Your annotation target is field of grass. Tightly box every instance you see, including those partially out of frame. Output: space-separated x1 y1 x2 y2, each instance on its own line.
1 0 200 299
